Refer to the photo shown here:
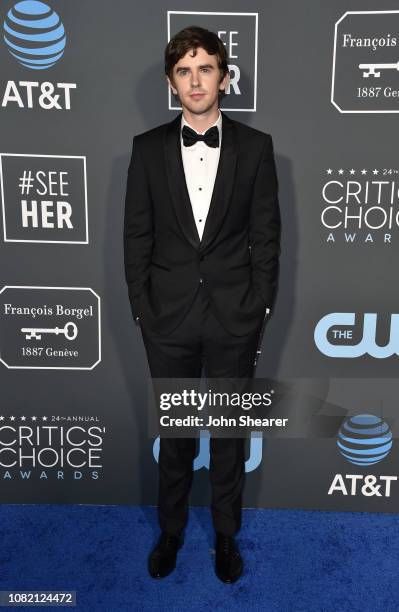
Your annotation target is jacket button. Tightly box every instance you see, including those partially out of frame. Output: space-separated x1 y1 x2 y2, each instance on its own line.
199 278 203 284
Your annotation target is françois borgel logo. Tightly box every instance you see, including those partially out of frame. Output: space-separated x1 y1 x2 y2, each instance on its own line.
1 1 76 109
167 11 258 112
320 168 399 245
332 10 399 113
0 286 101 370
328 414 396 498
0 153 88 244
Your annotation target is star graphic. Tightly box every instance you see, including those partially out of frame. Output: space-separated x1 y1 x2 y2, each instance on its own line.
326 169 333 174
361 169 367 175
373 169 379 175
350 169 355 175
10 416 15 421
21 416 26 421
42 416 48 421
338 169 344 175
32 416 37 421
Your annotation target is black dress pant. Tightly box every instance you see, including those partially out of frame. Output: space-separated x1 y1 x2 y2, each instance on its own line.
140 284 264 536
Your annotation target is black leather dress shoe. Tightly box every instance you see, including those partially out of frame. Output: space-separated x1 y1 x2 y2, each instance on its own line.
214 533 243 583
148 532 182 578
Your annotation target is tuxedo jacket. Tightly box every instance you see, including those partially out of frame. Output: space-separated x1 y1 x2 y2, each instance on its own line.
123 111 281 337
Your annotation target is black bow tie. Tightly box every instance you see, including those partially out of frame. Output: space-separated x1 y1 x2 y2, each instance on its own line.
182 124 219 148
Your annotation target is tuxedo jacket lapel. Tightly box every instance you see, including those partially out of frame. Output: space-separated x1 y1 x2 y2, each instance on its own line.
201 111 237 251
164 113 201 250
163 111 238 252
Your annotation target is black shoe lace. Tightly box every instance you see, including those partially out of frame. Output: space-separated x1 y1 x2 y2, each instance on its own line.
220 535 233 555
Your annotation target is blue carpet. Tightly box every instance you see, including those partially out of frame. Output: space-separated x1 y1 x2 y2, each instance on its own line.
0 504 397 611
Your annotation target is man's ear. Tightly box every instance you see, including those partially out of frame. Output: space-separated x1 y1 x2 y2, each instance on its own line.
167 75 178 96
219 71 229 93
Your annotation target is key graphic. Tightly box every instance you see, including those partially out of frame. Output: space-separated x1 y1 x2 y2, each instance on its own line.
359 61 399 77
20 321 78 340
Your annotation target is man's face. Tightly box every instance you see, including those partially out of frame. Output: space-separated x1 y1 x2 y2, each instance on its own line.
167 46 229 115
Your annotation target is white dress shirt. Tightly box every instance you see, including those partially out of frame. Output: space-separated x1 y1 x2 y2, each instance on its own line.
181 110 222 241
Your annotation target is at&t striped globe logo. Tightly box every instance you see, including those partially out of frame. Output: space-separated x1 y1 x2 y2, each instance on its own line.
3 0 66 70
337 414 393 466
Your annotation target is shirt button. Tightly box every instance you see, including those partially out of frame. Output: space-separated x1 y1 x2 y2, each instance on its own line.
200 157 203 161
199 187 202 191
199 278 203 284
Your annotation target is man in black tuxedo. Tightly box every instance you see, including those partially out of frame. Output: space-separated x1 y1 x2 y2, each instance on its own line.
124 26 280 583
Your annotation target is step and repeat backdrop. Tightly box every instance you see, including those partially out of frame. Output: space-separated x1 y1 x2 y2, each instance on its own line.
0 0 398 512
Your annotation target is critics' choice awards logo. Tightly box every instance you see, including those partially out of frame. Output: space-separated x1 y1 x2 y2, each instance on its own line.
1 1 76 109
328 414 396 498
0 286 101 370
0 154 88 244
332 10 399 113
3 0 66 69
0 415 105 481
153 431 263 473
167 11 258 112
314 313 399 359
320 168 399 245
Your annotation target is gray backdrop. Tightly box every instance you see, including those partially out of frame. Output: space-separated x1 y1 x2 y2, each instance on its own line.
0 0 398 512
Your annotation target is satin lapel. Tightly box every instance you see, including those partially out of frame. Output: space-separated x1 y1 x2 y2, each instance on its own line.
200 111 238 251
164 113 201 249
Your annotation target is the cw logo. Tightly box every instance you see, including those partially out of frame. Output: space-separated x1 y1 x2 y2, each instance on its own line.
314 313 399 358
153 431 263 472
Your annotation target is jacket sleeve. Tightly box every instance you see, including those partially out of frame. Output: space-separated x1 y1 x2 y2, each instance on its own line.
123 135 154 319
249 134 281 312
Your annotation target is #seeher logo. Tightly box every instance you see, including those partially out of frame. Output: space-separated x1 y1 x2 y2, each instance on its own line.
337 414 393 466
3 0 66 69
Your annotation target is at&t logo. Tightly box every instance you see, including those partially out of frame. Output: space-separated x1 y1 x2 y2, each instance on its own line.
328 414 397 497
3 0 66 69
1 1 76 109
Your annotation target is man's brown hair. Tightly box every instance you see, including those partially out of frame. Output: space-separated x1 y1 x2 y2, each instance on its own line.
165 26 229 83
